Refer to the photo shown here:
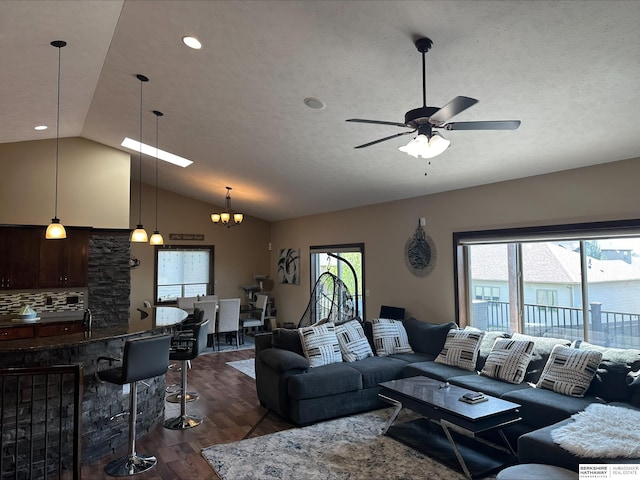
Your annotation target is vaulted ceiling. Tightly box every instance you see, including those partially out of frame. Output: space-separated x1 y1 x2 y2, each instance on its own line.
2 1 640 222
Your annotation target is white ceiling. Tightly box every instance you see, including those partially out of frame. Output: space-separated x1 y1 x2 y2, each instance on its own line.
2 0 640 222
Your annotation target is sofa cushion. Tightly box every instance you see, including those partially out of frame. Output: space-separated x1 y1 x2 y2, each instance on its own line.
511 332 571 383
258 348 310 373
449 373 532 398
502 387 604 428
403 317 457 356
573 340 640 402
287 362 362 400
435 328 484 371
335 319 373 362
370 318 414 356
388 352 435 363
298 322 342 368
403 361 477 382
342 356 407 388
481 338 534 384
272 328 305 356
536 344 602 397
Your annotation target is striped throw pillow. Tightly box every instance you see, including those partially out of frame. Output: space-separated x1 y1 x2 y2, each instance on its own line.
335 320 373 362
537 344 603 397
435 328 484 371
371 318 414 357
481 339 534 384
298 322 342 368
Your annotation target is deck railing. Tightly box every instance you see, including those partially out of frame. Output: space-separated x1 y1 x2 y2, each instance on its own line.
0 364 83 480
473 300 640 348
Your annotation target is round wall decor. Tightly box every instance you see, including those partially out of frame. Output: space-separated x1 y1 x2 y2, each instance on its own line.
405 221 436 276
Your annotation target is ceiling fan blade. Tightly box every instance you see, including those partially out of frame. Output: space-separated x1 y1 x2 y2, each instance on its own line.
443 120 521 131
429 96 479 124
346 119 408 128
354 130 416 149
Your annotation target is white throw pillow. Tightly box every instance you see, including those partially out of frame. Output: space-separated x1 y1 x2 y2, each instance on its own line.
537 344 603 397
481 339 534 384
335 320 373 362
370 318 414 357
298 322 342 368
435 328 484 371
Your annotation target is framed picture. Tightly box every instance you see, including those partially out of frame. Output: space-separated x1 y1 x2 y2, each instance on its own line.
278 248 300 284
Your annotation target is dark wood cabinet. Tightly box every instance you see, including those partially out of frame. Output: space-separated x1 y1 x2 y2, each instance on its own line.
0 320 84 341
37 321 84 337
0 227 41 290
39 229 90 288
0 325 35 341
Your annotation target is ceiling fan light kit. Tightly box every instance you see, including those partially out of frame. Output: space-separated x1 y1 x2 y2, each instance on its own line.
347 36 520 160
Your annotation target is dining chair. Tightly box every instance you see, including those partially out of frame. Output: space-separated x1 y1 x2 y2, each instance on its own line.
216 298 241 350
241 294 268 341
177 296 198 312
194 299 218 347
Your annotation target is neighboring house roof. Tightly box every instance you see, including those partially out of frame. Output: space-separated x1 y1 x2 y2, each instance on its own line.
470 243 640 284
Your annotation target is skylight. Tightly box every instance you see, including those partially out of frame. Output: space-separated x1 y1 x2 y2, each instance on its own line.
121 137 193 168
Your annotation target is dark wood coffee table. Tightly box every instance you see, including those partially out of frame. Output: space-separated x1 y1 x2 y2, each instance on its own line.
379 376 521 479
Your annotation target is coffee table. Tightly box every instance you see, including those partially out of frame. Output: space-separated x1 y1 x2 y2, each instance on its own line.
379 376 521 479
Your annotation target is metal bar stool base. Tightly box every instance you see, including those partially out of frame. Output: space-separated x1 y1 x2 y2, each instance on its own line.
165 391 199 403
163 414 203 430
104 453 157 477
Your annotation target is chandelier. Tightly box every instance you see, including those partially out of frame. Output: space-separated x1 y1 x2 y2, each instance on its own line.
211 187 243 228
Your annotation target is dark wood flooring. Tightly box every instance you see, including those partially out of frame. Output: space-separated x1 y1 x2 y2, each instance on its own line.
81 348 293 480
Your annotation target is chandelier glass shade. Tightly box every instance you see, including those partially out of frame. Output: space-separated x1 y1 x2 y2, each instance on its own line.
46 40 67 240
211 187 243 228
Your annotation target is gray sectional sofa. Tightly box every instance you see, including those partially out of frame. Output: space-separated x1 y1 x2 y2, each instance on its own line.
254 318 640 471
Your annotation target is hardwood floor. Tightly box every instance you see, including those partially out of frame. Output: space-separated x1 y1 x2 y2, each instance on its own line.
81 348 293 480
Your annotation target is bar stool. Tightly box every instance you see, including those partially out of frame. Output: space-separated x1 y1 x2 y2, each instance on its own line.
96 334 171 477
164 318 209 430
166 309 204 402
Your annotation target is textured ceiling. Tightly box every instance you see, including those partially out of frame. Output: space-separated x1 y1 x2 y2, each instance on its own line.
2 1 640 222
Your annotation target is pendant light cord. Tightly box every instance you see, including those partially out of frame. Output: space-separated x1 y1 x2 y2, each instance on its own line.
154 111 160 230
138 77 144 226
54 44 62 218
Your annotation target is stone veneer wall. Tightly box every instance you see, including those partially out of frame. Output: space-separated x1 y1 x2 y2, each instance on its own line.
87 231 130 328
0 333 167 465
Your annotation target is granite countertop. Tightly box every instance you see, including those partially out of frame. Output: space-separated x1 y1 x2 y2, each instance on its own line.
0 307 187 352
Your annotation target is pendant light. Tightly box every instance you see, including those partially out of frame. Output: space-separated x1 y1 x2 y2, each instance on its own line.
46 40 67 240
149 110 164 245
211 187 244 228
130 74 149 243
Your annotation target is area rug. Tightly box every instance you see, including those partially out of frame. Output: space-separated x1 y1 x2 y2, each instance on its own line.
551 403 640 458
202 408 468 480
226 359 256 379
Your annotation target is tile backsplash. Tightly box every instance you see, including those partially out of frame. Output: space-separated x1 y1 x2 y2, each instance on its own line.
0 290 86 316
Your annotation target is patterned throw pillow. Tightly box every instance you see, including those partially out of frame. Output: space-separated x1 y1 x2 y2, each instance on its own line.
537 344 603 397
481 339 534 384
335 320 373 362
298 322 342 368
435 328 484 371
370 318 414 357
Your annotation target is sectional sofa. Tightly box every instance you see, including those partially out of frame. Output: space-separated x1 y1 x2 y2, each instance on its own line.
254 317 640 471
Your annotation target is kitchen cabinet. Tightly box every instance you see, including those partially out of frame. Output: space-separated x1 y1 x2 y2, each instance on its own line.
39 229 90 288
0 325 35 341
36 321 84 337
0 227 41 290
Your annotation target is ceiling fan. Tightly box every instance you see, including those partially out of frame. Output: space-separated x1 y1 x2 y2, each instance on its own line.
346 37 521 158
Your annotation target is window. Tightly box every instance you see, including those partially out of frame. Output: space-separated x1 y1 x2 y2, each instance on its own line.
310 244 365 323
455 219 640 348
154 245 214 304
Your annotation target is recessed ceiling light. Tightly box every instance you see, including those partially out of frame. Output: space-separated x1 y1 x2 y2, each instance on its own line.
182 36 202 50
121 137 193 168
304 97 326 110
34 125 48 131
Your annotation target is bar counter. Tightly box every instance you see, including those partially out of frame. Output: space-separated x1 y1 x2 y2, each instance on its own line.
0 306 187 351
0 307 187 464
